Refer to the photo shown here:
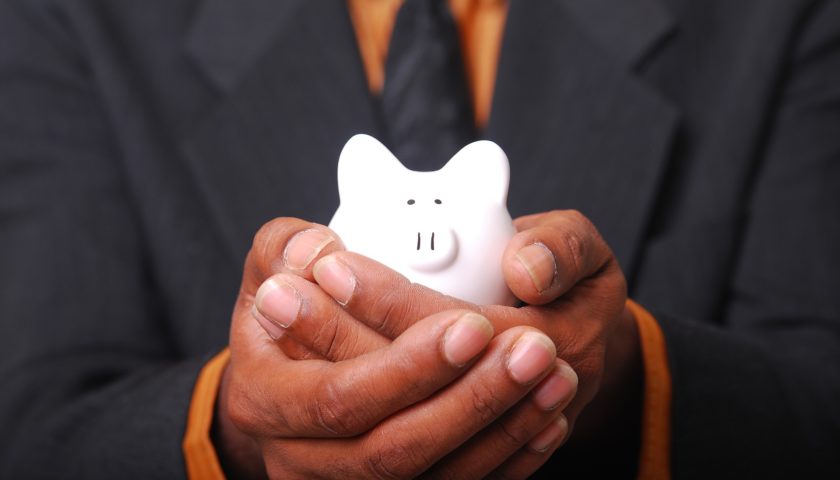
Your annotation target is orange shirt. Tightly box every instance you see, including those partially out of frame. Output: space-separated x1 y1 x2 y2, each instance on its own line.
183 2 673 479
347 0 508 127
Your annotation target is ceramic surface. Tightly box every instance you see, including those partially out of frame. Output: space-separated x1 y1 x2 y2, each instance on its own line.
329 134 517 305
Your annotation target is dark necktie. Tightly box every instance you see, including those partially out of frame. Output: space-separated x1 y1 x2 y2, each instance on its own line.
381 0 476 170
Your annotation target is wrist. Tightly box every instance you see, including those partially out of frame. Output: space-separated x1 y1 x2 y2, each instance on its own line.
568 303 643 445
212 363 268 480
603 303 643 400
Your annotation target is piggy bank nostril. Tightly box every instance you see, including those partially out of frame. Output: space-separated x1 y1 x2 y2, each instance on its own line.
415 232 438 251
408 228 458 272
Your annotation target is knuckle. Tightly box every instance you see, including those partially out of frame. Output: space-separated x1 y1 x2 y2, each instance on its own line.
564 208 588 226
545 209 567 223
252 217 288 248
563 210 611 261
580 350 605 378
278 335 321 360
364 432 435 479
560 229 586 277
467 380 509 424
312 378 369 436
228 371 304 436
224 393 253 432
367 283 411 334
311 309 345 359
250 217 296 272
567 349 603 391
495 418 532 450
224 377 264 434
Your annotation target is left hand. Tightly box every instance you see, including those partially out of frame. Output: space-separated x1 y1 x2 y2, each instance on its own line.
257 209 642 443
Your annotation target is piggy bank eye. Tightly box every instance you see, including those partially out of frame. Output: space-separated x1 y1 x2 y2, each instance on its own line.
407 199 415 205
434 199 442 205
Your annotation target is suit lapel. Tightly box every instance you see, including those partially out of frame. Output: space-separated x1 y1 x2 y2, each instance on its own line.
181 0 380 262
486 0 679 275
184 0 308 93
561 0 675 69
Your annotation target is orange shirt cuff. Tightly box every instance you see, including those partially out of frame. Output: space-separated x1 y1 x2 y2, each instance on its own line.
183 348 230 480
627 299 673 480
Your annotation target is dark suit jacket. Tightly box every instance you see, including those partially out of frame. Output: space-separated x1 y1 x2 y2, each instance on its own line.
1 0 839 478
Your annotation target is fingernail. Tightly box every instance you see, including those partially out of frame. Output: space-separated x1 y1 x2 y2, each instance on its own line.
507 332 556 385
533 363 578 411
284 229 335 270
255 279 301 328
529 415 568 453
252 305 285 340
312 256 356 305
515 243 556 293
443 313 494 367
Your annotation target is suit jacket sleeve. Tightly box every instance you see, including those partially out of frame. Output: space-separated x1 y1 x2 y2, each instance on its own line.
657 2 840 477
0 3 202 478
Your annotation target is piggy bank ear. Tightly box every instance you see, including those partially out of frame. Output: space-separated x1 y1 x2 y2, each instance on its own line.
440 140 510 204
337 134 405 202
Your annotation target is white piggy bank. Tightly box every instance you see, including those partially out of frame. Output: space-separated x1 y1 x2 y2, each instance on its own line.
328 134 517 306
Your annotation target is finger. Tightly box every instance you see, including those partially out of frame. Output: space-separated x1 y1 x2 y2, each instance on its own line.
486 415 569 480
274 333 326 361
228 309 495 438
308 251 603 428
252 273 390 360
243 217 345 294
428 359 578 479
271 327 560 479
504 210 614 305
310 243 622 378
312 251 470 337
311 251 541 340
356 327 558 479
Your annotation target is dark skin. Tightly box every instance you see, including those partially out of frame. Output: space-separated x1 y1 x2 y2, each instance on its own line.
216 210 641 478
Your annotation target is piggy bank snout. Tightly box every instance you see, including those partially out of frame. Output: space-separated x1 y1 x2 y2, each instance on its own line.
406 225 458 272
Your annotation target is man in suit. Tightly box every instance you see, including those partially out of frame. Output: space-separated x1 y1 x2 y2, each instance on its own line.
1 0 839 478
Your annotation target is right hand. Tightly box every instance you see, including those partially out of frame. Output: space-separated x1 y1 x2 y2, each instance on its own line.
216 218 579 479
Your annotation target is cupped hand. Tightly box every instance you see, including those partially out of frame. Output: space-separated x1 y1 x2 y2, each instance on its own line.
275 210 640 445
217 217 578 479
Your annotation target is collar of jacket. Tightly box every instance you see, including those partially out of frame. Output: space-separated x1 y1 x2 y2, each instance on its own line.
184 0 675 94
